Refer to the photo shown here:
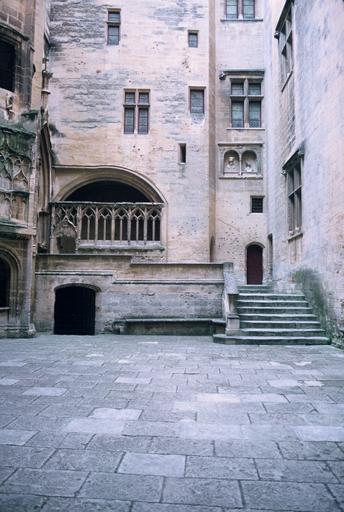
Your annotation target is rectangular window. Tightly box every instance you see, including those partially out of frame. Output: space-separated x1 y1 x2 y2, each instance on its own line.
251 197 264 213
231 81 244 95
229 75 263 128
287 159 302 234
249 101 261 127
226 0 238 19
179 143 187 164
188 31 198 48
0 40 15 92
243 0 255 19
226 0 255 20
190 89 205 114
277 2 293 84
231 101 244 128
107 10 120 45
124 90 150 134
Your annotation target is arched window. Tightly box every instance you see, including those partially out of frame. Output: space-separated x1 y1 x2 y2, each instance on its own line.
0 259 10 307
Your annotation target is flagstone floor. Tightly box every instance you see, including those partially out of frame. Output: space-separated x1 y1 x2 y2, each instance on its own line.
0 334 344 511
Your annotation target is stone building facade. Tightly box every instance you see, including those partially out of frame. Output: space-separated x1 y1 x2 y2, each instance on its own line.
0 0 343 344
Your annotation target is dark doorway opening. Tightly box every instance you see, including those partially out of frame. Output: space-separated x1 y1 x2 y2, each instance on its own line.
0 259 10 307
54 286 96 335
0 40 15 92
66 181 149 202
246 244 263 284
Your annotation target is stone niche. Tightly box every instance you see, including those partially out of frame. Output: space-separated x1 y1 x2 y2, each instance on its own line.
219 144 262 178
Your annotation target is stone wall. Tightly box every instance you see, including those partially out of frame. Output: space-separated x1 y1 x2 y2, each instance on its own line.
264 0 344 343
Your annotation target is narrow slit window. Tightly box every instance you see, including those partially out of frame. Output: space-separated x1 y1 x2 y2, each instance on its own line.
231 82 244 95
179 143 187 164
138 107 149 134
124 107 135 133
248 82 261 96
226 0 238 19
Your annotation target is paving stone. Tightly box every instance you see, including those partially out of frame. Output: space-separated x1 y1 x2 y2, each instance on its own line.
24 432 67 448
122 420 180 437
23 387 67 397
88 434 152 453
186 455 258 479
79 472 163 501
0 429 36 446
0 494 46 512
90 408 142 420
0 378 19 386
327 462 344 482
150 437 213 456
9 416 68 432
294 426 344 442
0 445 54 469
118 452 185 477
1 468 88 497
328 484 344 507
59 432 93 449
63 418 126 435
40 497 131 511
241 481 341 511
162 477 242 508
279 440 344 460
256 458 337 483
44 448 123 471
197 411 250 424
116 377 151 384
0 466 15 484
38 405 94 418
132 504 223 512
215 439 281 459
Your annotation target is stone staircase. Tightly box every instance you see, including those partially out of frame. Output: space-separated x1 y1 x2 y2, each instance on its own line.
213 284 330 345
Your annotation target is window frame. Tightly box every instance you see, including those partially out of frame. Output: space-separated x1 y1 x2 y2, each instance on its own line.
0 39 16 92
188 31 199 48
275 0 294 88
123 89 150 135
251 196 264 213
228 74 264 129
225 0 256 20
189 87 205 115
107 9 121 45
282 148 303 237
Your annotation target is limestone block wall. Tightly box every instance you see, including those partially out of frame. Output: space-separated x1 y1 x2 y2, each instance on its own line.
264 0 344 340
34 255 223 333
214 0 268 282
48 0 213 262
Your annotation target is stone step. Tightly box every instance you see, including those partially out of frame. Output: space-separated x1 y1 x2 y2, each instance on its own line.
237 300 309 308
239 293 306 301
213 334 330 345
240 313 317 321
241 320 322 329
238 307 313 314
241 328 326 336
238 286 273 292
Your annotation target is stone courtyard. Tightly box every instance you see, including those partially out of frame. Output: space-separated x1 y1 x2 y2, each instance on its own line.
0 335 343 511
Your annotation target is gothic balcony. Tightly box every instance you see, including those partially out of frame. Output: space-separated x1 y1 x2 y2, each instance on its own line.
50 201 164 253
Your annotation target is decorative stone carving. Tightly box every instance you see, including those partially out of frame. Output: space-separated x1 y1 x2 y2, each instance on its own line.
0 127 33 223
219 144 262 177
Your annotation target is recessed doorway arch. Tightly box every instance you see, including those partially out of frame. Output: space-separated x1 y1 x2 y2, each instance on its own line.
246 243 263 284
54 285 97 335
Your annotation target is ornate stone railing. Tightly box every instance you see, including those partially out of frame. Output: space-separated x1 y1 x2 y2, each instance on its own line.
222 262 240 334
51 202 163 252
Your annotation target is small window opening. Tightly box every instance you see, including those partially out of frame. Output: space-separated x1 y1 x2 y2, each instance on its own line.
190 89 205 114
179 143 187 164
107 10 121 45
188 31 198 48
0 40 15 92
0 259 10 307
251 197 264 213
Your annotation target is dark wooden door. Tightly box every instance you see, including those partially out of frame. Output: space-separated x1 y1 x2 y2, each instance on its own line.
54 286 95 335
246 245 263 284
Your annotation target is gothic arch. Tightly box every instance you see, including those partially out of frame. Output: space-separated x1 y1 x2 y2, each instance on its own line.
0 247 20 313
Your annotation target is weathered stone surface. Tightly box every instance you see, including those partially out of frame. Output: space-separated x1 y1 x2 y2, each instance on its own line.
118 453 185 477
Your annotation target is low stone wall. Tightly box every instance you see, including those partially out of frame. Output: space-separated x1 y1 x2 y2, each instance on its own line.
34 255 224 334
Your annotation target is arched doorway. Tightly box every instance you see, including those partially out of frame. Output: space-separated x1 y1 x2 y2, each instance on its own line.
54 286 96 335
65 181 149 202
246 244 263 284
0 259 10 307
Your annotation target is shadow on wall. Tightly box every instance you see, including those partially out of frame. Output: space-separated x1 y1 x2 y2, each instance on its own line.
292 268 343 347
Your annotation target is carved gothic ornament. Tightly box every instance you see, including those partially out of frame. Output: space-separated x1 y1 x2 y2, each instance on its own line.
0 127 33 223
218 143 263 178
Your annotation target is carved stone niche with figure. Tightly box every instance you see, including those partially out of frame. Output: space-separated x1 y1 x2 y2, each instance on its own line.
220 144 262 177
